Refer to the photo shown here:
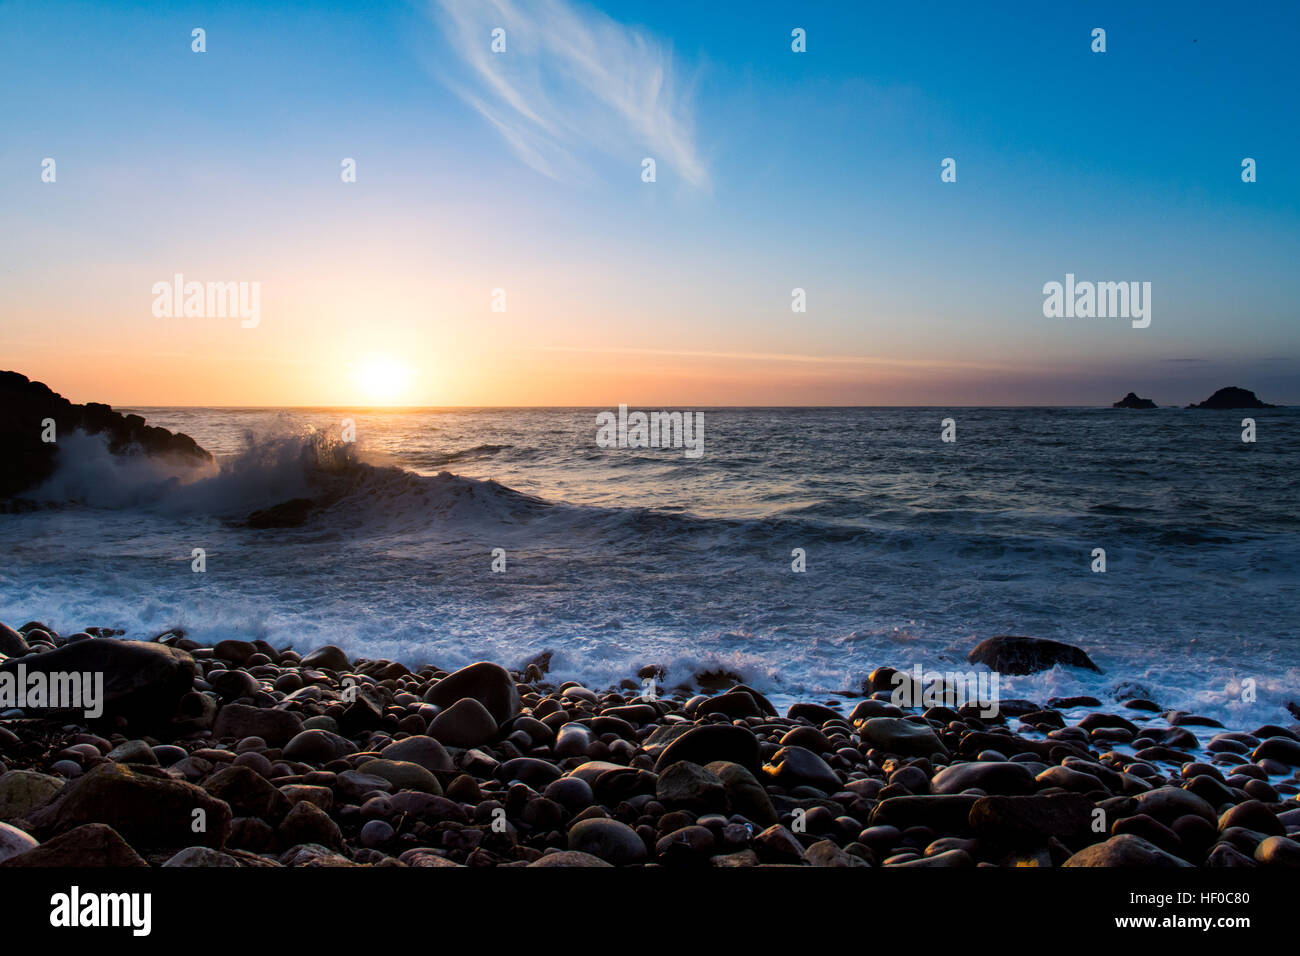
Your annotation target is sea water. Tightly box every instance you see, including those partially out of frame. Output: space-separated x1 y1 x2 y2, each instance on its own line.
1 406 1295 725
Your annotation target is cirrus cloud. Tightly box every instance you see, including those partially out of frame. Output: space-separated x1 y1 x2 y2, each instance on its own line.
426 0 709 188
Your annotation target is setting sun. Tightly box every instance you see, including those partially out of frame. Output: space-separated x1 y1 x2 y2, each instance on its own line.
352 354 413 406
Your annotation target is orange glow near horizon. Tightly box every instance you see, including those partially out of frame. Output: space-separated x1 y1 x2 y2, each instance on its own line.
1 285 1267 409
4 342 1145 409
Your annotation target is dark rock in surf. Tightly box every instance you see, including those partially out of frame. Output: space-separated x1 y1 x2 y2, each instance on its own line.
696 689 765 719
967 635 1101 675
212 639 260 665
299 645 351 671
247 497 317 529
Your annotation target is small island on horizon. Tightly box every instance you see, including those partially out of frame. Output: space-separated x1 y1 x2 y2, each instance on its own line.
1112 392 1158 409
1185 386 1277 410
1110 386 1278 410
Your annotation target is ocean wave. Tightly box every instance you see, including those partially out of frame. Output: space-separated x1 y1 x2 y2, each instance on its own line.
410 443 514 468
15 427 899 546
19 427 547 525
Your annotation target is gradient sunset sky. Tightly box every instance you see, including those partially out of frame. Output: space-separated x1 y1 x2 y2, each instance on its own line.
2 0 1298 407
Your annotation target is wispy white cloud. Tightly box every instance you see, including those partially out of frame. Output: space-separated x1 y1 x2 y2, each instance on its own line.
427 0 708 188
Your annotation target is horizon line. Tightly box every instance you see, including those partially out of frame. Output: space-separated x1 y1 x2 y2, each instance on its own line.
113 402 1293 410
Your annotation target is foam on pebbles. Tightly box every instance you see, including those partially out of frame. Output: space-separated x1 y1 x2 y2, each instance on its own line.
0 623 1296 867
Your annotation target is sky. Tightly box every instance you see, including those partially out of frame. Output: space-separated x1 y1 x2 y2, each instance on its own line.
2 0 1298 407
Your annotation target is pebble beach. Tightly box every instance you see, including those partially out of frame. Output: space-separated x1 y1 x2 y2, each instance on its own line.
1 621 1298 869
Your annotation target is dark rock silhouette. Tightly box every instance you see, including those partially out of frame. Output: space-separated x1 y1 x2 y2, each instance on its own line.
246 497 316 529
968 635 1101 675
1186 387 1275 409
1112 392 1157 409
0 371 211 499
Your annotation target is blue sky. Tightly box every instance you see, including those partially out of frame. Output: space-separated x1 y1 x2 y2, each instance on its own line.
2 0 1297 405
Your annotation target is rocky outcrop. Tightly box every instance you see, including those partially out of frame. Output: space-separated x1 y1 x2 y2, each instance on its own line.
0 370 211 499
246 497 316 529
1112 392 1157 409
967 635 1101 675
1186 386 1276 409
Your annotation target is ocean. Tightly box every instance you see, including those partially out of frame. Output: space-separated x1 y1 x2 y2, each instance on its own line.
1 406 1296 724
